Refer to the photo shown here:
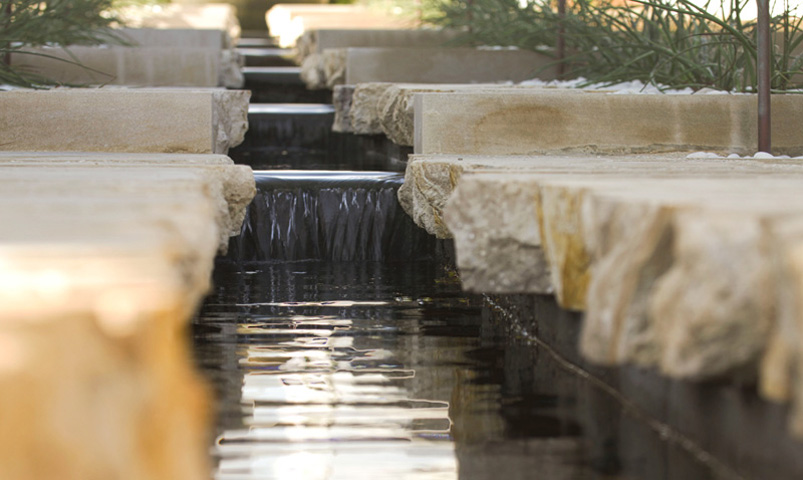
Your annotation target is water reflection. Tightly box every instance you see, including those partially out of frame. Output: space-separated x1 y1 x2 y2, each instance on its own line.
196 261 474 480
194 260 726 480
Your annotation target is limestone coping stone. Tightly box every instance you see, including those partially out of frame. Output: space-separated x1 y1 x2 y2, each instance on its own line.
0 155 256 248
343 83 578 145
423 155 803 434
115 3 241 43
0 248 212 480
295 28 460 63
345 47 557 86
10 45 244 88
0 88 250 154
115 27 232 49
302 47 556 90
413 90 803 156
300 48 347 90
266 4 413 48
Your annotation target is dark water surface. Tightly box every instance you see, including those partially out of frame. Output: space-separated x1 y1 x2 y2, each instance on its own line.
193 259 609 480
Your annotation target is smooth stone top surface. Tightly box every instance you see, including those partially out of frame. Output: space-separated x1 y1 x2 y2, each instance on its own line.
116 3 241 42
344 47 557 86
413 90 803 156
0 88 249 154
266 4 413 48
116 27 232 48
295 28 460 62
10 46 243 88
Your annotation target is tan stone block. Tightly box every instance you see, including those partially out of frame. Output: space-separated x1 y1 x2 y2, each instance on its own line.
116 3 241 43
266 4 413 48
116 27 231 48
414 91 803 156
295 28 460 62
0 88 249 154
344 47 557 86
0 161 255 249
0 251 211 480
10 45 243 88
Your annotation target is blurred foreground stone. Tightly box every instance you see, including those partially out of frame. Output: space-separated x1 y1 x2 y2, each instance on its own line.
0 152 255 480
0 88 249 154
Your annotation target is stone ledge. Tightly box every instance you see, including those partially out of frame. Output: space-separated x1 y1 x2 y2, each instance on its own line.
414 91 803 156
115 3 241 43
0 88 249 154
302 47 556 90
402 154 803 437
0 153 255 250
266 4 413 48
295 28 461 63
10 46 244 88
342 83 579 145
0 154 260 479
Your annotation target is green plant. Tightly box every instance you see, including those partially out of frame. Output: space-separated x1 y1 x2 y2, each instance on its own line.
0 0 124 87
425 0 803 92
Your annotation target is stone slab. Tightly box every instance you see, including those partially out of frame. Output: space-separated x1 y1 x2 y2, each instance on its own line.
345 83 579 145
116 27 232 48
11 45 243 88
0 156 255 248
0 88 249 154
266 4 413 48
115 3 241 42
345 47 556 86
424 155 803 434
295 28 460 62
413 91 803 156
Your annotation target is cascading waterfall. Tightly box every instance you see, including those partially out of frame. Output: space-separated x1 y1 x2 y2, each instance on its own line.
226 171 438 262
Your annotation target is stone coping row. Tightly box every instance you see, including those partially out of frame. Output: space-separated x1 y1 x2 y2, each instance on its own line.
301 48 556 90
0 88 249 155
0 151 255 480
266 4 414 49
11 45 244 88
333 84 803 156
400 153 803 436
115 2 241 43
294 28 462 63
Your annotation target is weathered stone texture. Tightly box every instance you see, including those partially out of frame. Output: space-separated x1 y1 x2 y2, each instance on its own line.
115 3 241 42
0 152 256 480
414 91 803 156
344 47 557 86
266 4 413 48
0 88 249 154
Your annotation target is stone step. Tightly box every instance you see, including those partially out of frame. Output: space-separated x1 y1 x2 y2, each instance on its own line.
400 153 803 438
0 88 249 154
116 27 233 48
295 28 461 63
300 47 557 90
266 4 413 48
0 152 255 480
334 83 576 145
10 45 243 88
413 90 803 156
115 3 241 43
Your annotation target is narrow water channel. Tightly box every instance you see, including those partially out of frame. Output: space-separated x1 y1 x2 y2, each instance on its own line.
194 258 601 480
190 48 732 479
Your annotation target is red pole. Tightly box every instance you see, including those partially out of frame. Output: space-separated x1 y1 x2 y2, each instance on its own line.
757 0 771 153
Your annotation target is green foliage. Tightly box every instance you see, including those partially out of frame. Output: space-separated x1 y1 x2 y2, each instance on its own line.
0 0 123 87
426 0 803 92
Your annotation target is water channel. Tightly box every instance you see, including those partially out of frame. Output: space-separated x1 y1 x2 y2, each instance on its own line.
190 42 745 480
